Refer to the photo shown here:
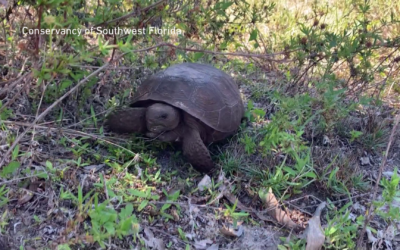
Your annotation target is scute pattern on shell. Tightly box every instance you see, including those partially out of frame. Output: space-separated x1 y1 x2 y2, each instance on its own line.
130 63 244 133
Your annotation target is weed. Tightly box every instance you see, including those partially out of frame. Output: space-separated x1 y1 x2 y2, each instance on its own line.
324 202 363 249
223 199 249 228
89 200 139 248
0 210 9 233
0 186 9 208
374 167 400 222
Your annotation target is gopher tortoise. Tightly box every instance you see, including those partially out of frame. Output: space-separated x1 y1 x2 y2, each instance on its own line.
105 63 244 172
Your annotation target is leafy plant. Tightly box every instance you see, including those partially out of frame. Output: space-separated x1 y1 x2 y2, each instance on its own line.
223 198 249 228
324 202 363 249
349 130 363 142
89 201 139 248
127 187 160 212
374 167 400 222
0 186 9 208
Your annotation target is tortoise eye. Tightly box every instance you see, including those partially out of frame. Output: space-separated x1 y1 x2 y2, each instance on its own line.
160 114 167 119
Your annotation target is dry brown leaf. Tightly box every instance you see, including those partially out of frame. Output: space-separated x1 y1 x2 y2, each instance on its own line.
17 191 33 206
47 190 55 210
220 225 244 237
223 192 276 224
304 202 326 250
28 181 45 192
260 188 300 230
190 195 210 204
171 207 180 221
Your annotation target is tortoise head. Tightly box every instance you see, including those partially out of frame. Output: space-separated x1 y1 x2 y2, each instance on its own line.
146 103 180 133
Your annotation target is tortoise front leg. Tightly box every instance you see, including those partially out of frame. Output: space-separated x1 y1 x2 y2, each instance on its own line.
181 128 215 173
104 107 147 134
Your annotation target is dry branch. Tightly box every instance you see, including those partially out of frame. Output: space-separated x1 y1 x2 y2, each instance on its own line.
93 0 167 27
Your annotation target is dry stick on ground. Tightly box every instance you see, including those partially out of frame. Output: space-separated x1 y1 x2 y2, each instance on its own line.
356 114 400 248
1 120 138 161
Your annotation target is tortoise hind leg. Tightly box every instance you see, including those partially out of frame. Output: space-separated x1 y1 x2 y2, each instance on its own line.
104 107 147 134
182 128 215 173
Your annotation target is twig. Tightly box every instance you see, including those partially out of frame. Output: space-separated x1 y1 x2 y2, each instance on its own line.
1 120 137 156
93 0 166 27
356 114 400 248
17 58 29 78
69 65 140 70
0 72 32 112
0 174 46 185
103 173 110 201
64 110 109 128
154 42 290 62
27 77 48 180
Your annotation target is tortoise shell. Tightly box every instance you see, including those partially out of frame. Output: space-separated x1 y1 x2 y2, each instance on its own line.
129 63 244 136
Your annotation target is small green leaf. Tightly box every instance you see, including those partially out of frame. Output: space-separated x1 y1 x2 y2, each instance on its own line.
168 190 180 201
60 80 73 91
151 195 160 200
43 73 51 80
84 56 94 62
303 172 317 178
1 161 20 177
161 203 172 212
104 221 115 235
12 145 19 160
120 218 133 233
247 100 254 110
220 2 233 10
57 244 72 250
124 203 133 216
129 189 148 198
283 167 296 176
253 109 266 117
193 52 204 61
37 171 49 179
249 29 258 41
154 170 160 180
46 160 53 170
138 200 149 211
161 212 174 220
